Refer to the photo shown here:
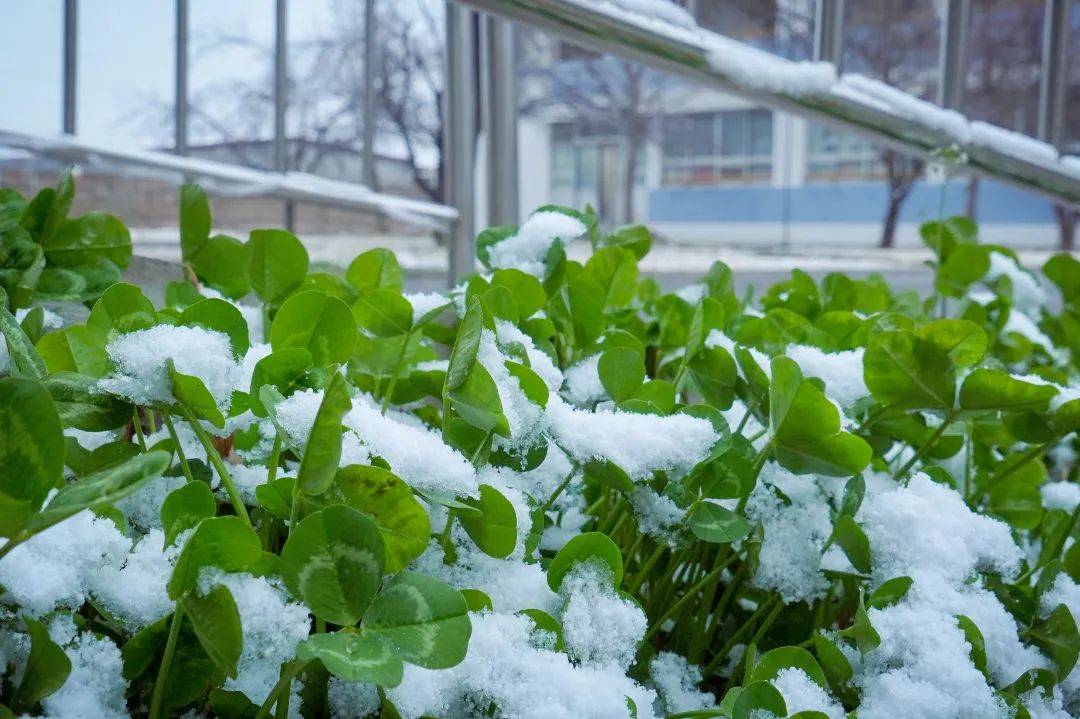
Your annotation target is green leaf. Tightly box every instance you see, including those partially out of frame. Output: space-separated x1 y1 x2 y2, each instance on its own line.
458 484 518 559
956 615 989 679
918 319 987 367
863 329 954 410
281 504 385 625
12 617 71 712
161 480 217 547
584 459 634 494
168 516 262 599
748 646 828 689
689 502 751 544
584 247 638 309
28 450 171 534
446 297 484 391
256 477 294 519
363 571 471 669
352 289 413 337
840 590 880 655
169 359 226 427
335 465 431 573
180 184 212 260
1025 604 1079 678
598 346 645 403
868 576 913 609
297 631 403 687
86 282 157 344
447 364 509 436
246 229 309 305
0 291 47 378
296 374 352 496
601 224 652 259
490 269 546 320
248 348 313 416
812 632 853 693
0 377 64 520
732 680 786 719
346 248 402 292
547 532 624 591
505 361 549 408
1044 253 1080 304
182 584 244 678
42 212 131 269
44 372 132 431
36 326 109 376
829 514 872 575
958 369 1058 412
769 357 871 476
271 291 358 367
180 298 250 357
191 234 250 299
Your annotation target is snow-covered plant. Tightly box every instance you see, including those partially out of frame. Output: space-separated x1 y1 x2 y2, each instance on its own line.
0 182 1077 719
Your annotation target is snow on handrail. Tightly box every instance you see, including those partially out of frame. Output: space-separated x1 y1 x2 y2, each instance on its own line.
455 0 1080 208
0 128 459 231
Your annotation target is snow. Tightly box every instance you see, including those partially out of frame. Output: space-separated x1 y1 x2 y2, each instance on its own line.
785 344 868 408
91 529 180 630
604 0 697 30
404 291 448 322
839 75 969 143
477 329 546 448
99 324 241 411
559 561 647 670
199 570 311 705
745 464 834 604
546 395 717 481
344 394 480 498
117 474 186 531
629 487 684 545
43 632 129 719
1049 384 1080 412
771 668 844 719
969 121 1060 166
328 677 380 718
984 251 1048 315
562 354 605 406
703 33 835 98
1001 309 1063 359
1041 481 1080 512
274 387 326 449
413 542 559 615
1040 574 1079 620
386 611 657 719
487 211 586 276
495 320 563 390
649 652 716 715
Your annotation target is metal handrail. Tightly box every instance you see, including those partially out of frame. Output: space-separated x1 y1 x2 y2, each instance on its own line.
453 0 1080 209
0 128 459 232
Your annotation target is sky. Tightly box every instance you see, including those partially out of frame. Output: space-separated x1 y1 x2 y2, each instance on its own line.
0 0 340 148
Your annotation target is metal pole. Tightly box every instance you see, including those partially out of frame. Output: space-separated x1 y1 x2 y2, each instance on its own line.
483 16 519 226
937 0 968 110
445 4 479 283
63 0 77 134
275 0 294 230
812 0 845 69
175 0 188 155
363 0 378 189
1037 0 1067 147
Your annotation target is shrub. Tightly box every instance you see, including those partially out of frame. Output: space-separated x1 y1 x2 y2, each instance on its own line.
0 181 1077 719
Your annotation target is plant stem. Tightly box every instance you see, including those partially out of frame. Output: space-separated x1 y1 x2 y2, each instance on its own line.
626 544 666 594
538 465 577 513
163 414 195 484
148 602 185 719
980 438 1056 498
644 550 740 642
380 331 412 415
703 594 779 676
132 409 147 451
254 660 311 719
288 478 301 537
893 413 954 482
267 433 283 484
182 407 251 527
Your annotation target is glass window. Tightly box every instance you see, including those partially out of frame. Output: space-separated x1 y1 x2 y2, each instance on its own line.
692 0 815 60
78 0 173 149
806 123 884 182
661 109 772 187
843 0 941 100
0 0 63 136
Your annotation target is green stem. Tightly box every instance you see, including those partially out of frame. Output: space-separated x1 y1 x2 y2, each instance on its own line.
163 414 195 484
703 594 779 676
262 304 272 344
182 407 251 527
644 551 740 642
538 465 578 514
132 409 147 451
380 331 413 415
267 433 283 485
626 544 666 594
980 439 1056 498
893 413 954 482
288 477 301 537
254 660 311 719
148 602 185 719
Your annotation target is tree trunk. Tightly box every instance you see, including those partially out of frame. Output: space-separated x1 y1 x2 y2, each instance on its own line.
1054 204 1077 250
965 176 979 219
878 151 920 248
881 198 902 248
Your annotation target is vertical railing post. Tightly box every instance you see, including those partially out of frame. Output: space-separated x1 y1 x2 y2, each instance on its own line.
812 0 844 69
445 4 479 284
275 0 294 230
175 0 189 156
937 0 968 110
363 0 378 189
1037 0 1067 147
63 0 77 134
482 16 519 226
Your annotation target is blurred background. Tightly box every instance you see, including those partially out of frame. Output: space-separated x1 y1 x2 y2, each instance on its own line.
0 0 1077 291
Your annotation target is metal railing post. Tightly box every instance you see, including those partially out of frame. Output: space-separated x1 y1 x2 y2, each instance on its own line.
937 0 968 110
482 16 519 226
1037 0 1067 147
63 0 77 134
445 4 479 284
363 0 378 189
812 0 844 69
275 0 294 230
175 0 188 156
